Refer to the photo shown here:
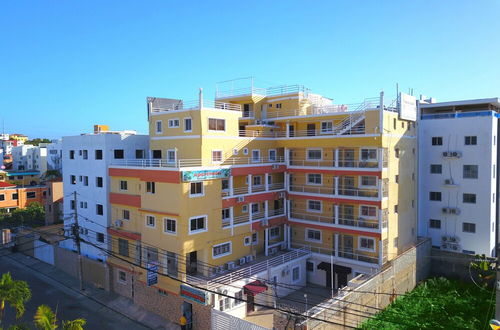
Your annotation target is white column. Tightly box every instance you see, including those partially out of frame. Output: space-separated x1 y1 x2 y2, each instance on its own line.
230 207 234 236
248 174 252 193
287 199 291 218
378 208 382 229
265 174 269 191
334 148 339 168
334 176 339 196
229 176 234 196
285 173 290 191
284 147 290 166
379 240 383 266
265 228 269 256
334 233 339 257
264 200 269 218
378 148 383 170
287 225 292 249
286 122 290 138
378 178 382 199
334 205 339 224
250 204 253 222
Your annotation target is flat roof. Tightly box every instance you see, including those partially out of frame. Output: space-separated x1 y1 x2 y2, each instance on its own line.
420 97 500 108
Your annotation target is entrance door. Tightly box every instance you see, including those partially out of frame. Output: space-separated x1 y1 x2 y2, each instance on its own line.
182 302 193 330
186 251 197 275
343 149 355 167
261 104 267 119
343 235 354 259
337 272 348 289
246 294 255 313
307 124 316 136
289 125 295 137
274 199 283 214
342 205 354 226
243 104 251 118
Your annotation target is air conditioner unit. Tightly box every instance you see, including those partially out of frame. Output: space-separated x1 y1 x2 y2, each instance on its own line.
444 179 453 185
441 235 449 242
450 208 461 215
451 244 460 251
449 236 460 243
217 288 228 295
239 257 246 266
114 220 123 228
442 151 450 157
216 266 225 273
237 196 245 203
245 255 254 263
442 207 450 214
452 151 461 158
261 219 269 226
227 262 236 270
272 164 279 170
270 247 278 255
255 120 262 125
441 243 448 250
278 192 285 199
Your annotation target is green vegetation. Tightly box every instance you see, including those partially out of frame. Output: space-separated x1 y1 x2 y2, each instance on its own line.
34 305 86 330
25 139 51 146
359 277 495 329
0 203 45 229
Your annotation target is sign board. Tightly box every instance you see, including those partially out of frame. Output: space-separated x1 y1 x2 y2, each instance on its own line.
180 284 207 305
147 262 158 286
399 93 417 121
182 168 230 182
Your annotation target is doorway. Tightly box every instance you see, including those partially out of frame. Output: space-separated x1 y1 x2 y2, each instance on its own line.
186 251 197 275
307 124 316 136
246 294 255 313
182 301 193 330
289 125 295 137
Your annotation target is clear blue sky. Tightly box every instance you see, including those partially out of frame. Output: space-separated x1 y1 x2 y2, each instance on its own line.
1 1 499 139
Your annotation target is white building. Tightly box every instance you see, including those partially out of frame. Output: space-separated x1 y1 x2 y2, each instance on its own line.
11 144 48 173
60 127 149 261
46 139 63 172
418 98 499 256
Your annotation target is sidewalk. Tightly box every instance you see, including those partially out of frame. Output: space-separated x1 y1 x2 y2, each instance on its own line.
4 252 178 330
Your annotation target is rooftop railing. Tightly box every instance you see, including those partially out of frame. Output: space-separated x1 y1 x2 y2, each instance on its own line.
150 99 242 113
215 84 309 99
111 156 285 169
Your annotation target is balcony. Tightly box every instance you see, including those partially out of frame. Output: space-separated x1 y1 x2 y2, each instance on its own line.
111 156 285 169
289 184 380 200
148 98 242 114
292 242 379 266
289 210 380 230
222 207 286 229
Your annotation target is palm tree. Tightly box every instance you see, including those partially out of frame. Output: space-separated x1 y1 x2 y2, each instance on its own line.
34 305 86 330
0 272 31 323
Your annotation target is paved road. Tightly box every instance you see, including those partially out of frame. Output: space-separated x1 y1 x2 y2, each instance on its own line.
0 254 155 329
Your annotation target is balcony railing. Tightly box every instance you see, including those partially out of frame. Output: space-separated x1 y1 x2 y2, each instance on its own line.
289 211 379 229
150 99 242 113
268 182 285 191
292 242 379 265
233 214 250 225
268 208 285 217
216 84 309 99
289 159 379 169
237 126 367 138
289 184 335 195
289 184 379 199
111 156 285 169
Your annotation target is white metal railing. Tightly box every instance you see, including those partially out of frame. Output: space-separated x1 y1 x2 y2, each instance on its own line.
289 211 380 229
337 186 379 198
251 185 266 193
251 211 265 220
289 159 379 168
111 156 285 169
216 84 309 99
150 99 242 113
241 111 255 118
268 182 285 191
268 208 285 217
232 186 248 195
288 184 378 198
233 214 250 225
292 243 379 264
289 184 335 195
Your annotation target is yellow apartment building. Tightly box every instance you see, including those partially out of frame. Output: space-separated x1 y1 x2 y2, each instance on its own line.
106 81 417 326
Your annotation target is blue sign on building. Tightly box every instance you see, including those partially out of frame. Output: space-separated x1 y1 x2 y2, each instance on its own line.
182 168 230 182
147 262 158 286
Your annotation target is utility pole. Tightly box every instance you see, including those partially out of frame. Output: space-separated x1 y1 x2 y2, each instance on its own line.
72 191 84 291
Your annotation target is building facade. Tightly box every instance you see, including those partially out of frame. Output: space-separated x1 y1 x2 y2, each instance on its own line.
418 98 499 256
106 83 417 326
59 126 149 262
46 139 63 172
44 179 63 225
0 182 47 213
11 144 47 173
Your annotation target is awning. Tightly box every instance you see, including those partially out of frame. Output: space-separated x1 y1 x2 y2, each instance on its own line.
243 280 268 296
317 262 352 274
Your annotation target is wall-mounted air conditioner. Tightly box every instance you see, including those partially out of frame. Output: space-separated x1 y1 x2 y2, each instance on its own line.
239 257 246 265
227 262 236 270
114 220 123 228
237 196 245 203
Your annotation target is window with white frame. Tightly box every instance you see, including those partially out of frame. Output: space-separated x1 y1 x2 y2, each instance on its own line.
243 148 248 155
118 270 127 283
120 180 127 191
189 216 207 233
233 148 238 156
168 118 180 128
184 118 192 132
252 150 260 162
208 118 225 131
164 218 176 234
307 200 322 212
306 229 321 242
269 149 277 161
360 149 377 161
167 149 176 163
307 149 322 160
242 205 248 213
123 209 130 220
146 181 155 194
269 226 280 238
253 175 262 186
213 242 231 258
190 182 203 196
234 290 243 305
307 173 322 185
221 179 229 191
219 297 231 311
146 215 155 228
155 120 163 133
360 205 377 218
251 203 259 213
252 232 258 245
222 208 230 220
212 150 222 163
360 176 377 187
244 236 251 246
292 266 300 282
359 237 375 251
321 121 333 133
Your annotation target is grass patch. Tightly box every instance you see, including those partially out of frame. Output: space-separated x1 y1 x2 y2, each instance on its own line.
358 277 495 329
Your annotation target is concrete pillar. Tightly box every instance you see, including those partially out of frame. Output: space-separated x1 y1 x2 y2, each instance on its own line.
286 122 290 138
334 148 339 167
334 176 339 196
335 233 339 257
265 200 269 218
265 228 269 256
229 176 234 196
250 204 253 222
334 205 339 224
265 174 270 191
284 147 290 166
287 199 291 218
230 207 234 236
248 174 252 193
378 208 382 229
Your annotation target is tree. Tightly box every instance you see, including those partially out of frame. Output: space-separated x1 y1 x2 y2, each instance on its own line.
0 273 31 323
34 305 86 330
25 139 51 146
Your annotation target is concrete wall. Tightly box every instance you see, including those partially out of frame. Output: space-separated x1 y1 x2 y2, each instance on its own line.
429 248 485 283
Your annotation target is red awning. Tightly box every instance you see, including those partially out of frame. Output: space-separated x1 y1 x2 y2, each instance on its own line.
243 280 268 296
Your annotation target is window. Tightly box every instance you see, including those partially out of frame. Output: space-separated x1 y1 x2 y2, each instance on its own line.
123 209 130 220
168 118 180 128
429 191 442 201
360 205 377 217
276 103 282 109
242 205 248 213
393 118 396 130
83 176 88 186
219 297 231 311
189 216 207 233
234 290 243 306
146 181 155 194
251 176 261 187
0 194 4 201
118 239 129 257
190 182 203 196
361 176 377 187
233 149 238 156
432 137 443 145
96 177 103 188
155 120 163 133
146 215 156 227
465 136 477 145
26 191 36 199
135 149 144 159
307 149 322 160
463 193 476 204
212 150 222 163
244 236 251 246
243 148 248 155
82 150 88 159
307 200 322 212
394 148 400 158
306 262 314 272
463 165 478 179
321 121 333 133
152 150 162 159
307 174 322 185
70 200 75 210
114 149 124 159
306 229 321 242
429 219 441 229
359 237 375 251
221 208 230 221
96 233 104 243
394 204 398 213
251 150 260 162
252 232 258 245
269 226 280 238
292 266 300 282
117 271 127 284
360 149 377 161
69 150 75 159
430 164 442 174
120 180 128 190
251 203 259 214
463 222 476 233
184 118 192 132
70 175 76 185
213 242 231 258
167 149 176 163
96 204 104 215
12 193 18 200
164 218 176 234
208 118 225 131
268 149 277 161
395 175 399 183
221 179 229 191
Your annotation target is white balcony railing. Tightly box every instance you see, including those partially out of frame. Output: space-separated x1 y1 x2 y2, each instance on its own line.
216 84 309 99
289 159 379 169
292 242 379 265
150 99 242 113
289 184 379 199
289 211 379 229
111 156 285 169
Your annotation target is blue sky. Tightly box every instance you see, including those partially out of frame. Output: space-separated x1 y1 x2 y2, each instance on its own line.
1 1 499 139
